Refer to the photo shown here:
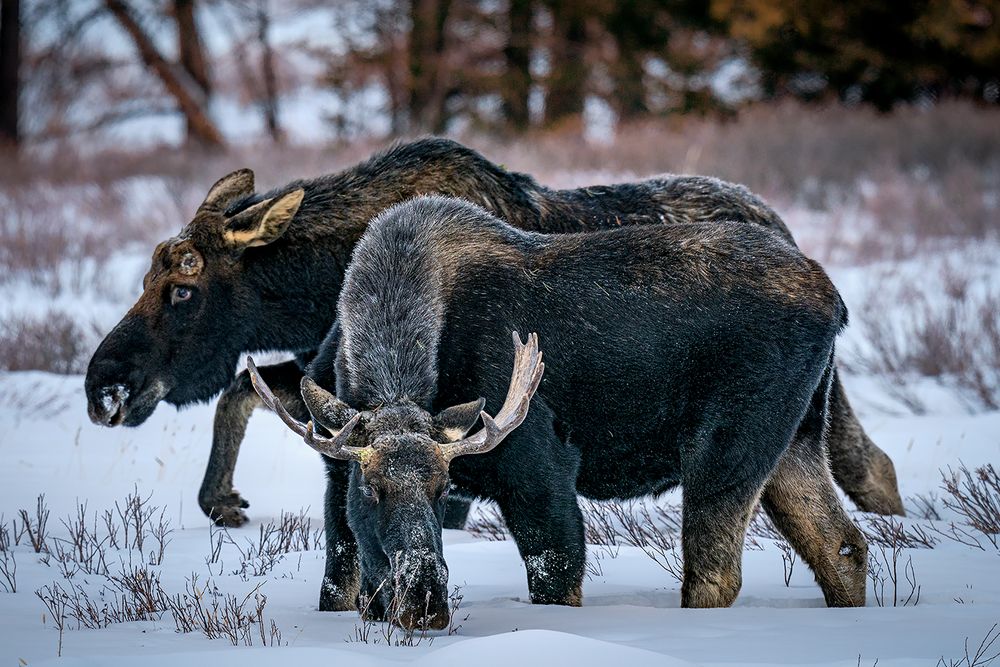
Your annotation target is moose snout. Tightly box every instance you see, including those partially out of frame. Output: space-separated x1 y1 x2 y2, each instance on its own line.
86 381 131 427
397 597 450 631
391 556 450 631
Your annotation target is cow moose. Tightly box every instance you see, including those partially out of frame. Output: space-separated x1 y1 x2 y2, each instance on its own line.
249 195 868 629
84 138 900 607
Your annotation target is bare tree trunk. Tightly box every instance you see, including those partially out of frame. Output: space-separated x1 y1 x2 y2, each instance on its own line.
613 49 648 120
502 0 532 130
174 0 211 95
256 0 282 142
544 0 586 126
0 0 20 150
408 0 451 133
105 0 224 148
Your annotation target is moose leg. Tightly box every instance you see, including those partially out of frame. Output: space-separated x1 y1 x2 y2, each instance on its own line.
681 478 762 608
442 494 473 530
199 360 305 526
319 458 361 611
761 436 868 607
497 475 586 606
826 370 905 516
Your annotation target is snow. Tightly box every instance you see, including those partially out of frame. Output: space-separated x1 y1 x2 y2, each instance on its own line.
2 207 999 666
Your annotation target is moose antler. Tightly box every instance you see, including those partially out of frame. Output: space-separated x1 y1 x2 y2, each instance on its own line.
246 357 366 462
440 331 545 461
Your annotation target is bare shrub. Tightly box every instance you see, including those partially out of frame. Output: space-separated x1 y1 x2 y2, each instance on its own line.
597 500 683 582
35 583 67 657
223 509 323 580
206 522 226 575
35 568 165 632
165 574 283 647
466 505 508 542
862 165 998 249
36 566 283 647
846 270 1000 413
867 542 921 608
909 492 943 521
114 485 174 565
861 515 938 549
472 499 686 583
0 532 15 593
937 623 1000 667
0 311 97 374
472 100 1000 218
17 494 50 553
53 503 112 577
746 509 797 585
940 464 1000 548
0 177 176 295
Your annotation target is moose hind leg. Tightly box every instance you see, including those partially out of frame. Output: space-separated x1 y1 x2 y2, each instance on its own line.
198 360 306 527
826 369 904 516
681 478 762 608
762 444 868 607
762 379 868 607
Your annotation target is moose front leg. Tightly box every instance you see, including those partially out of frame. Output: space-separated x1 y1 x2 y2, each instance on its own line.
199 360 306 526
319 458 361 611
498 480 586 606
442 493 473 530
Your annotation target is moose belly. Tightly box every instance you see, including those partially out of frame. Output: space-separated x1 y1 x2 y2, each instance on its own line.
573 429 683 500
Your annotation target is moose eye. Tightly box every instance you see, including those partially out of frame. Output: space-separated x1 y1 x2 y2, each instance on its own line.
359 485 378 502
171 286 193 306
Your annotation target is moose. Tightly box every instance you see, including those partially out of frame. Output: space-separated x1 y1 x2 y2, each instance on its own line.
84 138 900 608
249 195 868 629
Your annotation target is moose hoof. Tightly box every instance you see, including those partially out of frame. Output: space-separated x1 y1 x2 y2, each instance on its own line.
319 579 356 612
201 491 251 527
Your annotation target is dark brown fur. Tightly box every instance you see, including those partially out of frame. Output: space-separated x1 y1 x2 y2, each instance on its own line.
85 138 902 537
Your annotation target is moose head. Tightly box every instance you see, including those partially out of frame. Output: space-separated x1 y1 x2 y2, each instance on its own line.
248 332 544 630
85 169 305 427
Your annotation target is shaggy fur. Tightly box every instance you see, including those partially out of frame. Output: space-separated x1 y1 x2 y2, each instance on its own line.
84 138 901 599
298 196 867 625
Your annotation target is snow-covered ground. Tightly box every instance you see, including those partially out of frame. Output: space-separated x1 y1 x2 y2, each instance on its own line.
1 204 998 666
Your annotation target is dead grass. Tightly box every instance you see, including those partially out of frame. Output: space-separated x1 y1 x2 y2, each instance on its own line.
28 489 293 655
0 310 99 375
845 263 1000 413
937 624 1000 667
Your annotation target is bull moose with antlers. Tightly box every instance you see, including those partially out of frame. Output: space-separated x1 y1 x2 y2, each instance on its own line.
249 195 868 630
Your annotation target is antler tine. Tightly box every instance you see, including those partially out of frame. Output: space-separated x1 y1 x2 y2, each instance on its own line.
246 357 366 462
441 331 545 461
247 356 308 438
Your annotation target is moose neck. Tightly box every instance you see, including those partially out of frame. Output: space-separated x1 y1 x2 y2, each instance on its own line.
233 143 509 356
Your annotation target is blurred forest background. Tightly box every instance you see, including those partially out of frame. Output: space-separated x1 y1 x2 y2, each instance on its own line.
0 0 998 149
0 0 998 413
0 0 1000 147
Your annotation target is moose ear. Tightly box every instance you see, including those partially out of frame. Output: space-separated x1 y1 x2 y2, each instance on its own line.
223 188 304 250
300 376 357 433
200 168 255 212
433 398 486 443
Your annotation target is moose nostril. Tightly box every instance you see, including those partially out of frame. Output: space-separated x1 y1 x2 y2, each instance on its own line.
100 384 130 409
89 383 130 425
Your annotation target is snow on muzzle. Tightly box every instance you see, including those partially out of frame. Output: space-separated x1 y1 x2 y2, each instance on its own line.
389 548 451 631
